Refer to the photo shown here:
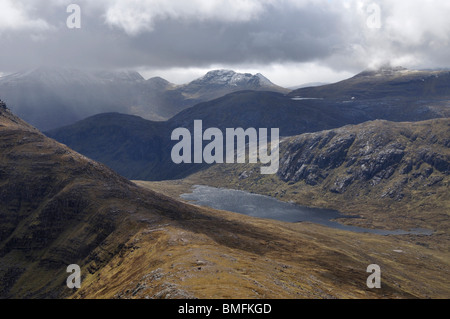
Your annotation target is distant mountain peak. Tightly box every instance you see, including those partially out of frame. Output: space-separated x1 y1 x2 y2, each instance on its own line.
205 69 236 76
196 69 249 84
146 76 173 87
94 70 144 82
255 73 274 86
191 69 276 88
0 66 287 131
148 76 169 82
357 65 408 78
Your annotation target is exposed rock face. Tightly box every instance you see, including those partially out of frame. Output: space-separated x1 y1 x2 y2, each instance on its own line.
279 131 356 185
278 120 450 198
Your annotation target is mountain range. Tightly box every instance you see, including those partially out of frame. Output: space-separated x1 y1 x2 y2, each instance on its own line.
1 65 449 299
1 101 449 299
0 67 287 131
46 67 450 181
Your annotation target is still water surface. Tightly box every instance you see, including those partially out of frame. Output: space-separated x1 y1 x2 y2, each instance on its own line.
181 185 433 236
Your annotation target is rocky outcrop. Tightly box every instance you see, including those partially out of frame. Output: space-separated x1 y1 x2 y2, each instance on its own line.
278 119 450 199
279 131 356 185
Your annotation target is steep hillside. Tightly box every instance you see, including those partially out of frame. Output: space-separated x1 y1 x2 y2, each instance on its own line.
2 105 449 299
0 105 188 297
44 113 170 180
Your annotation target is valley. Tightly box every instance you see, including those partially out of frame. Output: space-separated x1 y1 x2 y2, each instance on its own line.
3 105 448 299
1 0 449 302
132 117 450 298
137 118 449 234
1 66 449 299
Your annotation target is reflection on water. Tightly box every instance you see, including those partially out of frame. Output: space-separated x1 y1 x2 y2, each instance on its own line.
181 185 433 236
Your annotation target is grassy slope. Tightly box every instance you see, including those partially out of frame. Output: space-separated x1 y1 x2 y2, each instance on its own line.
134 179 450 299
2 108 449 298
133 119 450 298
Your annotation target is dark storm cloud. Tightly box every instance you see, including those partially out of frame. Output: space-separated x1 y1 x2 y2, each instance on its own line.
0 1 346 72
125 5 344 68
0 0 449 78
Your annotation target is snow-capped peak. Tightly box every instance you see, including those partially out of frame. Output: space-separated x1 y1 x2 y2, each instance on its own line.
192 69 274 87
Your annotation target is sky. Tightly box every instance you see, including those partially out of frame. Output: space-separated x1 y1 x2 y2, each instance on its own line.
0 0 449 87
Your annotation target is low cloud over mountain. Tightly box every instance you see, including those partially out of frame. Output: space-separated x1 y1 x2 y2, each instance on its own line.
0 67 285 131
1 1 450 85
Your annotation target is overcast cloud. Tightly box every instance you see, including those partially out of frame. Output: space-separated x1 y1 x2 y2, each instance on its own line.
0 0 449 86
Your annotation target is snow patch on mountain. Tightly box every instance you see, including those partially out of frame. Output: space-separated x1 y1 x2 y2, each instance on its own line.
191 69 276 88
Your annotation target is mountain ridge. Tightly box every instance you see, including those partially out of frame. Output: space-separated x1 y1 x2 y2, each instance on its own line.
47 71 450 181
5 106 448 298
290 67 450 100
0 67 286 131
